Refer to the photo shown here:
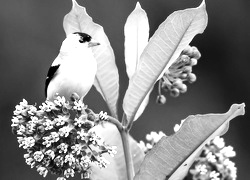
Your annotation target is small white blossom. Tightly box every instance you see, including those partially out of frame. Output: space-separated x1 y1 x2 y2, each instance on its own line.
74 114 87 127
17 124 26 135
99 111 108 121
73 100 85 111
57 143 68 154
39 101 56 112
58 126 71 137
45 150 55 159
37 166 48 177
220 146 236 157
207 152 216 163
196 164 208 175
54 115 67 126
43 119 54 130
65 154 76 166
64 168 75 178
71 144 82 155
54 96 67 107
212 136 225 149
18 137 35 149
33 151 44 162
209 171 220 180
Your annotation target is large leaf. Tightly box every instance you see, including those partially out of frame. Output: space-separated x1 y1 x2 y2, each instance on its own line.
63 0 119 118
134 103 245 180
90 122 145 180
124 2 150 121
123 0 208 123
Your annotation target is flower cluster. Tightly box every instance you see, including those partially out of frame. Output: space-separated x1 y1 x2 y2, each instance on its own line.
11 94 116 180
156 45 201 104
184 136 237 180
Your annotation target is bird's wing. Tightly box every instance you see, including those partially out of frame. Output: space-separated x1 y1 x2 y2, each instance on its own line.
45 56 61 97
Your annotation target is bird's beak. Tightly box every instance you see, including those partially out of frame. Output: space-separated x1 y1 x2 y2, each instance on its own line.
88 41 101 47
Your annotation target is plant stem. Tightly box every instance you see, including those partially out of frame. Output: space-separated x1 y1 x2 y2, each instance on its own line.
120 127 135 180
107 115 135 180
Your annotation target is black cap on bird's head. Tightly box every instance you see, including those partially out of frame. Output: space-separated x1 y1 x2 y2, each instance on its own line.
73 32 100 47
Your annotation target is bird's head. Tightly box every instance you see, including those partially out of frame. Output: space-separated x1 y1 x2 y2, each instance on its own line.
60 32 100 53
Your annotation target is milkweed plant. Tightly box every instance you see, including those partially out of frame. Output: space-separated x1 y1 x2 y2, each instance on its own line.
11 0 245 180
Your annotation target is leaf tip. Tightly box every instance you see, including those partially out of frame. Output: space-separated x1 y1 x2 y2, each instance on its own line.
230 103 246 116
136 2 142 8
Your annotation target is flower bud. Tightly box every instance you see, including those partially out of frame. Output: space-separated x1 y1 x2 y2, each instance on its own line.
170 88 180 97
188 73 197 83
190 58 198 66
179 84 187 93
156 95 166 104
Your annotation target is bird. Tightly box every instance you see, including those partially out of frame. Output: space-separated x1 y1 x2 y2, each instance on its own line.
45 32 100 101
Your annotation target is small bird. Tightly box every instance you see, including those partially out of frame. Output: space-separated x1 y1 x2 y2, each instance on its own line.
45 32 100 101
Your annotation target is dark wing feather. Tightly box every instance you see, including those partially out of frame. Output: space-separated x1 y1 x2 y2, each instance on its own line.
45 65 60 97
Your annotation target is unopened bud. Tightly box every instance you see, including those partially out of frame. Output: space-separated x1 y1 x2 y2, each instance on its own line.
170 88 180 97
191 47 201 59
179 84 187 93
188 73 197 83
190 58 198 66
173 78 183 88
182 45 193 56
183 66 192 73
156 95 166 104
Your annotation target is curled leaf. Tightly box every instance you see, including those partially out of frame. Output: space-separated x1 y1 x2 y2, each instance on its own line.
134 103 245 180
123 0 208 123
63 0 119 118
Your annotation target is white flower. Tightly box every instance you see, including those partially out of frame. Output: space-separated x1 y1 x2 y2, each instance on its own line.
71 144 82 155
99 111 108 120
43 119 54 130
37 166 48 177
58 126 71 137
57 143 69 154
212 136 225 149
65 154 76 166
54 115 67 126
196 164 208 175
18 137 35 149
209 171 220 180
73 100 85 111
33 151 44 162
206 152 216 163
64 168 75 178
220 146 236 157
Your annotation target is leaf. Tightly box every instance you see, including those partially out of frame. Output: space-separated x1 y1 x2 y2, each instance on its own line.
90 122 145 180
124 2 150 121
123 0 208 123
134 103 245 180
63 0 119 118
124 2 149 79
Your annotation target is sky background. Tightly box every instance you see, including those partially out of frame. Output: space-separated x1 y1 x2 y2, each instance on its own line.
0 0 249 179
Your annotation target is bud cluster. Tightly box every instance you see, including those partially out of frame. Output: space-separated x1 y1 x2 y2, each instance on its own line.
11 94 116 180
157 45 201 104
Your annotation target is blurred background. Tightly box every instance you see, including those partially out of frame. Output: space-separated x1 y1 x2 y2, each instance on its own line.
0 0 249 179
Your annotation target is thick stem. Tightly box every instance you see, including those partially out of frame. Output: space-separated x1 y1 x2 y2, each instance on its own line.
107 115 135 180
120 127 135 180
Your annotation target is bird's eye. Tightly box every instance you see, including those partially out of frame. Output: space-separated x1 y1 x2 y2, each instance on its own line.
79 37 84 43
